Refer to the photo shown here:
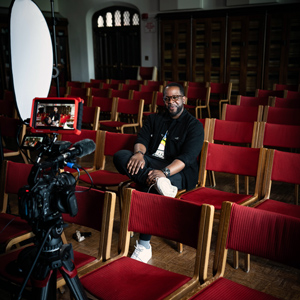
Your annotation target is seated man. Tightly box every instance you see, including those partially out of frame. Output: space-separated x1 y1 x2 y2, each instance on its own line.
113 82 204 263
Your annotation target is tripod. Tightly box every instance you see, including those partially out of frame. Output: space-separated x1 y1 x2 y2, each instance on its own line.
13 215 88 300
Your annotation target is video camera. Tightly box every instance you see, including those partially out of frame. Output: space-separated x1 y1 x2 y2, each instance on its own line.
18 97 95 234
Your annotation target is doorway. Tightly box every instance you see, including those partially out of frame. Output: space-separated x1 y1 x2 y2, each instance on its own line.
92 6 141 80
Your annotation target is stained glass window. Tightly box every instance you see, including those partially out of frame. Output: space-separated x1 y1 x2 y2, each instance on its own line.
124 11 130 26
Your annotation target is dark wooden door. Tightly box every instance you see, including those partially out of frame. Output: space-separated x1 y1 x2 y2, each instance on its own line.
93 7 141 80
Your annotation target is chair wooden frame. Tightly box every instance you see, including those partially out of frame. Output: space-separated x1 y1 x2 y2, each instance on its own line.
78 188 215 300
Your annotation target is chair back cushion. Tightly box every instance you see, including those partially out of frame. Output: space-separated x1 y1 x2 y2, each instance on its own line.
213 120 254 144
104 131 136 156
226 204 300 267
205 143 260 177
5 161 33 194
271 150 300 185
62 186 104 231
263 123 300 149
128 190 204 248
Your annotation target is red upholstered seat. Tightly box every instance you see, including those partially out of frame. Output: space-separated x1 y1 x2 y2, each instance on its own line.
0 214 31 244
180 187 251 210
80 256 190 300
190 277 278 300
80 169 129 186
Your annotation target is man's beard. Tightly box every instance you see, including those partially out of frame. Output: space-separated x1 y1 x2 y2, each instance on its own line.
167 103 184 117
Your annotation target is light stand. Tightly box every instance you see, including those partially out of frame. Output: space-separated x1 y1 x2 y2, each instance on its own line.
50 0 60 97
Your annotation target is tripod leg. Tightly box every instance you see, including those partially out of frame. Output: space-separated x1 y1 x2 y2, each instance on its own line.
32 269 57 300
60 260 88 300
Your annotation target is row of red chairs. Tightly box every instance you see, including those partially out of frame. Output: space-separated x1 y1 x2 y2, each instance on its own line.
1 142 298 298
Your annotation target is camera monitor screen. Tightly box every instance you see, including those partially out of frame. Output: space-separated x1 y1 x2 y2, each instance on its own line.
30 97 83 135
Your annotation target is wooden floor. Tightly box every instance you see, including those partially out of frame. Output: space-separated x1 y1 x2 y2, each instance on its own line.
1 151 300 300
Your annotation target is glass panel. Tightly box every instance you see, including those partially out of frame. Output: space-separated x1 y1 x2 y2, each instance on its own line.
124 11 130 26
115 10 121 27
133 13 139 26
194 22 205 68
97 16 104 28
106 12 113 27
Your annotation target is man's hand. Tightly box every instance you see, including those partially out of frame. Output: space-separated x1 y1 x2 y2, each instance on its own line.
146 169 165 186
127 152 145 175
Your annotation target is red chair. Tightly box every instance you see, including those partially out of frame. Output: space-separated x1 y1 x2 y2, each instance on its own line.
139 84 163 92
187 82 207 88
66 81 82 88
262 106 300 125
255 89 284 98
137 66 158 81
221 104 263 122
284 90 300 99
81 106 100 130
82 82 101 88
65 87 88 98
89 96 113 122
131 90 155 116
47 86 66 97
179 141 266 222
109 89 131 99
88 88 110 98
269 96 300 109
78 130 137 214
121 83 140 91
59 129 101 175
185 86 211 119
208 82 232 119
236 95 270 107
257 122 300 151
243 149 300 272
209 119 260 194
0 160 34 252
100 97 144 133
90 79 108 85
0 116 28 163
109 79 126 84
79 188 215 300
100 82 121 90
125 79 144 85
0 186 116 291
188 201 300 300
273 83 299 91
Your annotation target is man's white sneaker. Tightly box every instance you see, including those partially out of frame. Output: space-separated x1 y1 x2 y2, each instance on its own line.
131 241 152 263
155 177 178 198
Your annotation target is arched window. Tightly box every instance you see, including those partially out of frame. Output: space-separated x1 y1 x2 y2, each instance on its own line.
95 7 139 28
